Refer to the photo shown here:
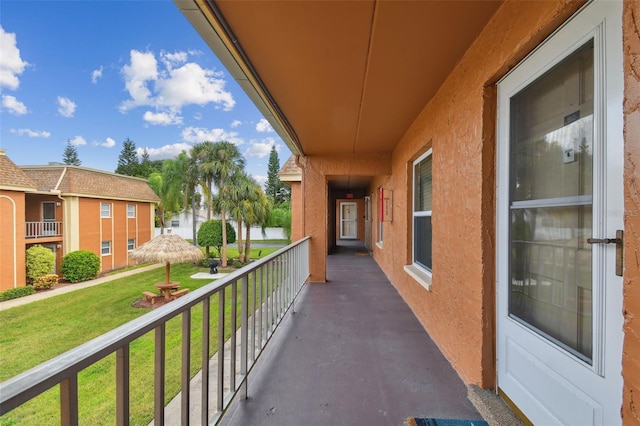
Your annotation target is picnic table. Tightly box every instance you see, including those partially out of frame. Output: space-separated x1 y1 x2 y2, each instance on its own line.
154 282 180 300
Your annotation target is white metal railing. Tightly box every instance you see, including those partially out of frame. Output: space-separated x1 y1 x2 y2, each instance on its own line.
25 221 62 238
0 237 310 425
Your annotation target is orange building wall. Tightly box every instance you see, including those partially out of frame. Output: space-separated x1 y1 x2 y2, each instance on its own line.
0 190 26 290
622 0 640 421
76 198 154 273
371 0 586 389
290 181 304 242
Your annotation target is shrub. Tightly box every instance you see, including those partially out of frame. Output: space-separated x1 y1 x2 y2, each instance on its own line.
33 273 59 290
61 250 101 283
197 220 236 256
25 245 55 284
0 286 35 301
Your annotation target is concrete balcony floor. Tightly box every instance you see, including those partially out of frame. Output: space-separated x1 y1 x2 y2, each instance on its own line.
220 240 485 426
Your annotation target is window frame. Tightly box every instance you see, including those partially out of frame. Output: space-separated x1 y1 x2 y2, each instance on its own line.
404 148 433 290
376 187 384 248
127 238 135 251
100 203 111 218
127 204 136 218
171 219 180 227
101 241 111 256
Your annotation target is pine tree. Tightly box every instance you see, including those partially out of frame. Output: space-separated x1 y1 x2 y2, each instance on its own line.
265 146 289 205
62 140 81 166
115 138 140 176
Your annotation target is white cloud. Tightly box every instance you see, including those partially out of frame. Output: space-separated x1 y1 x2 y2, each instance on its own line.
57 97 76 117
10 128 50 138
230 120 242 128
119 50 158 111
100 137 116 148
137 143 193 160
119 49 235 118
91 66 103 83
2 95 27 115
244 137 275 158
253 174 267 188
181 126 243 146
256 118 274 133
143 110 183 126
69 136 87 146
160 50 188 69
0 27 29 90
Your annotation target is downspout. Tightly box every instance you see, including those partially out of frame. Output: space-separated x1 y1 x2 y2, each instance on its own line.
53 167 67 259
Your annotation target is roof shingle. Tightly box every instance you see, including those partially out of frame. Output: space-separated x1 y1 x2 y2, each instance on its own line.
0 150 37 190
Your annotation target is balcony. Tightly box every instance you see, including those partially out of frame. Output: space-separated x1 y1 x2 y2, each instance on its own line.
0 238 491 425
25 221 62 239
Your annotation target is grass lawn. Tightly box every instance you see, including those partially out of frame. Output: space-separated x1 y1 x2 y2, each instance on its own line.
0 262 245 425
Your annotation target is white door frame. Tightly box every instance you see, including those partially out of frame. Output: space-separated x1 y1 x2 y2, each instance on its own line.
339 202 358 239
496 1 624 424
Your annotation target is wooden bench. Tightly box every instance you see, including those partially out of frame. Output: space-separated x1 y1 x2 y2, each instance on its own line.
170 288 190 300
143 291 159 305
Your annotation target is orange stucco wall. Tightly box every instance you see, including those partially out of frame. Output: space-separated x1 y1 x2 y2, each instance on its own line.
289 181 304 242
76 198 154 273
299 0 596 389
622 0 640 422
0 190 26 290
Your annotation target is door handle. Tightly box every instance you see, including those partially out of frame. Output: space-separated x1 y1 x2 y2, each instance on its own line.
587 230 623 277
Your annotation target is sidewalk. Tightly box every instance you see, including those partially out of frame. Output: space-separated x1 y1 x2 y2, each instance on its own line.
0 263 164 311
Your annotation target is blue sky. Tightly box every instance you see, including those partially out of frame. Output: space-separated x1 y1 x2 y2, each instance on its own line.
0 0 291 186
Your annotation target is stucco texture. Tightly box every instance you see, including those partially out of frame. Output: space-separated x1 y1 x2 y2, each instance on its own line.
623 0 640 422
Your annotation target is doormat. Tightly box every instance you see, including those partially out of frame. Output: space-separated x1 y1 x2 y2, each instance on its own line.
407 418 488 426
355 251 370 256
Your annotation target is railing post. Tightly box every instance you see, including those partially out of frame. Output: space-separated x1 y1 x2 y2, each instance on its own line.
201 297 210 426
116 345 130 426
217 290 225 412
154 324 166 426
240 274 248 398
60 375 78 426
230 282 237 392
181 310 191 425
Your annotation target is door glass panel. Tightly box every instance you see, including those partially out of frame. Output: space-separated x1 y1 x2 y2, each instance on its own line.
509 40 594 362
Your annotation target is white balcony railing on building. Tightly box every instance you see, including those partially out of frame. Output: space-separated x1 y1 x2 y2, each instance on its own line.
25 221 62 238
0 237 310 425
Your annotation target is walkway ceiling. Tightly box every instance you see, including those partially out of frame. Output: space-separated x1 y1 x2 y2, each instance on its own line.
176 0 502 160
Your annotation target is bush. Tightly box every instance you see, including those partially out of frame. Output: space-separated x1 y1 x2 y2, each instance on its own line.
0 286 35 301
25 245 55 284
197 220 236 255
33 273 59 290
61 250 101 283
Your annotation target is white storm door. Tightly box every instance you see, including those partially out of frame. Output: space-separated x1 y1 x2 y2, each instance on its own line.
340 202 358 239
496 1 624 425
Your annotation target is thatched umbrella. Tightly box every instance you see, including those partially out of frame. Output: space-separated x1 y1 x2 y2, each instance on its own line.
130 232 203 284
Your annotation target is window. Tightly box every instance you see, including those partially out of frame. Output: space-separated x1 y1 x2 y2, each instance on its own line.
171 220 179 227
413 149 432 272
101 241 111 255
101 203 111 218
127 239 135 251
377 187 384 247
127 204 136 217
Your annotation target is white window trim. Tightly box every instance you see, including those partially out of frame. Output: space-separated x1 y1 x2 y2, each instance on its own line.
408 148 433 290
377 187 384 247
127 239 135 251
101 203 111 218
101 241 111 256
127 204 136 218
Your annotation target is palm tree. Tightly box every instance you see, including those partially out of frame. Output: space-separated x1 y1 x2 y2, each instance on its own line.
148 159 184 234
211 141 246 267
191 141 217 220
241 180 270 263
222 172 254 262
178 150 201 244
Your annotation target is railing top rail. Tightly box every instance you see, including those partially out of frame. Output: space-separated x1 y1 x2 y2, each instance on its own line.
0 236 310 414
